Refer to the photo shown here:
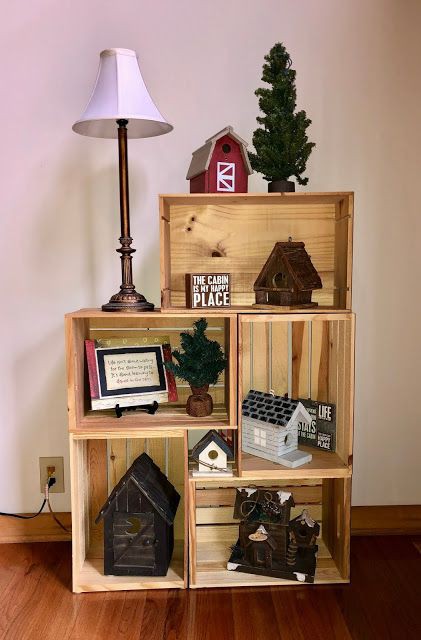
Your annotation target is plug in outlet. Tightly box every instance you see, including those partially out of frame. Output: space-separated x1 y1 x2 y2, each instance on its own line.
39 457 65 493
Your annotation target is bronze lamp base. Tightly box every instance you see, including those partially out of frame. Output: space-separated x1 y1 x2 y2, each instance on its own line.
102 289 154 312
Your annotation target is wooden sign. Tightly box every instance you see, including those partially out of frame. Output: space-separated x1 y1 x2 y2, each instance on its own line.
298 399 336 451
185 273 231 308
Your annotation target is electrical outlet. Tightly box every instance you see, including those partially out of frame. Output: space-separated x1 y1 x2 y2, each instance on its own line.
39 457 65 493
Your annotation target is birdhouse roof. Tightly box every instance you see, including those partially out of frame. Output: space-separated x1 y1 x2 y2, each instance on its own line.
254 242 322 293
191 429 234 460
233 487 295 521
242 390 312 428
95 453 180 526
289 509 321 535
186 125 253 179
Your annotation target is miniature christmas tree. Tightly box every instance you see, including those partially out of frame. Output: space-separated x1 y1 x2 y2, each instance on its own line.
166 318 227 389
165 318 227 417
249 42 315 189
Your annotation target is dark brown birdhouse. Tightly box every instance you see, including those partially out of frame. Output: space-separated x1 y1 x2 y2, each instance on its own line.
95 453 180 577
289 509 320 547
254 241 322 308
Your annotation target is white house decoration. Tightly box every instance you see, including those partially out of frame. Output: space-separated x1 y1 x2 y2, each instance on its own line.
242 390 313 468
191 429 234 477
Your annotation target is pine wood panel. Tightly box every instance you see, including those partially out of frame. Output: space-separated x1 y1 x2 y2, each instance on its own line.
311 320 330 401
195 483 322 507
159 193 353 310
292 321 309 398
196 504 322 525
270 321 289 396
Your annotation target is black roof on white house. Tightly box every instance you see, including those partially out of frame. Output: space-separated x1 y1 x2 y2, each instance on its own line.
95 453 180 526
191 429 234 460
242 390 305 427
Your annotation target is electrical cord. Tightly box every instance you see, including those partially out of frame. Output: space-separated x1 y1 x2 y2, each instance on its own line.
0 499 47 519
0 477 71 532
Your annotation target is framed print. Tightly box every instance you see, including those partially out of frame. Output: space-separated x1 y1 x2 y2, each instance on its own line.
95 345 168 398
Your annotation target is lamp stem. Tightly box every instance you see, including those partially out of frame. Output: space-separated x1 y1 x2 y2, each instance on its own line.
117 119 134 290
118 120 130 237
101 119 154 312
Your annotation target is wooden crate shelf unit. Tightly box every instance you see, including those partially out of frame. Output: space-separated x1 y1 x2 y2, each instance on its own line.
188 476 351 589
160 193 353 311
238 313 355 478
65 309 237 434
67 190 355 593
70 431 187 593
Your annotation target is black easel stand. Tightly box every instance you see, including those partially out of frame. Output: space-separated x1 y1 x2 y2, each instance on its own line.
115 401 159 419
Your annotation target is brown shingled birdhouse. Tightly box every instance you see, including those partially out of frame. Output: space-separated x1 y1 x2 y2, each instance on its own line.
254 241 322 308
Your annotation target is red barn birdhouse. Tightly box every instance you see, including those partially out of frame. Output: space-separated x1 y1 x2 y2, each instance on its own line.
186 126 252 193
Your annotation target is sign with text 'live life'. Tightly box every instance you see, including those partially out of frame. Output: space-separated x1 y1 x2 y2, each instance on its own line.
185 273 231 308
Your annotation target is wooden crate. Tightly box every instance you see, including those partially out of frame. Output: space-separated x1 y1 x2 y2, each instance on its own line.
160 193 353 311
238 313 355 478
65 309 237 435
70 430 187 593
189 476 351 589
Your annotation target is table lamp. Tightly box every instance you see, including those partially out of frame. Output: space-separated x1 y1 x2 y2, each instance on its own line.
73 48 173 311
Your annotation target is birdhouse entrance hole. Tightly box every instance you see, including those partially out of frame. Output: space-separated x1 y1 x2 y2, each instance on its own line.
272 272 288 289
208 449 218 460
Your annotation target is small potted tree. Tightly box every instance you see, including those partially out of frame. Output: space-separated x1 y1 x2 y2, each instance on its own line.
249 42 315 192
165 318 227 417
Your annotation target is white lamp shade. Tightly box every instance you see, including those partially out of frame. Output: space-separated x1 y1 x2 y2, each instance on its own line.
72 48 173 139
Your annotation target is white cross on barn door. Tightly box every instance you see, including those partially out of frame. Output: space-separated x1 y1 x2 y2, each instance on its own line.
217 162 235 192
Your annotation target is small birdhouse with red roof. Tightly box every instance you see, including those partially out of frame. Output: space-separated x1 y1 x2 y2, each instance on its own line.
186 126 252 193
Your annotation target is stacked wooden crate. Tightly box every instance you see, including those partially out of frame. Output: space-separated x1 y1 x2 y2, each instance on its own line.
66 192 354 592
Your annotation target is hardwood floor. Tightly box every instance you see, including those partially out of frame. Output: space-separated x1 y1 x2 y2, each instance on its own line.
0 537 420 640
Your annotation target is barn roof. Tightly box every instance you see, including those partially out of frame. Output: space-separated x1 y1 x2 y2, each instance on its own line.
191 429 234 460
242 390 311 428
186 125 253 179
254 242 322 293
95 453 180 526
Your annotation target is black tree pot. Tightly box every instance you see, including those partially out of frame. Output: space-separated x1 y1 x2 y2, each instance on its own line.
268 179 295 193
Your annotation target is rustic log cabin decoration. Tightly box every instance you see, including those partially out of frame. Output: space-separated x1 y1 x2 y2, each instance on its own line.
95 453 180 576
253 241 322 308
242 390 313 468
186 125 253 193
185 273 231 309
227 488 319 583
191 429 234 477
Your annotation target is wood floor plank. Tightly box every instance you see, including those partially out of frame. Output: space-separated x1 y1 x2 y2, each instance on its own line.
270 586 352 640
188 588 234 640
0 538 420 640
337 536 421 640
